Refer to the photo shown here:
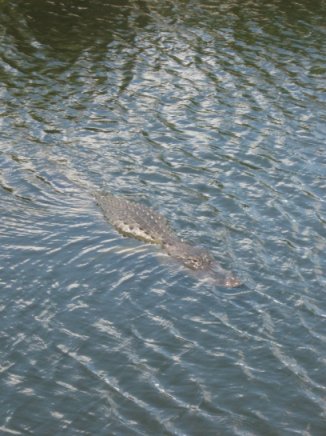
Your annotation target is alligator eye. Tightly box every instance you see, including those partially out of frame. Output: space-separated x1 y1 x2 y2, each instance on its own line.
192 259 200 267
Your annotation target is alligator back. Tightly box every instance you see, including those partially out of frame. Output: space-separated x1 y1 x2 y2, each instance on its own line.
95 193 177 245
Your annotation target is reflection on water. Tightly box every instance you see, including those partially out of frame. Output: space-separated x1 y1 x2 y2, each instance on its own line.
0 0 325 434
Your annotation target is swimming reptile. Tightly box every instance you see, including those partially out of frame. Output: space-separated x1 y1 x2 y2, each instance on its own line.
95 192 240 287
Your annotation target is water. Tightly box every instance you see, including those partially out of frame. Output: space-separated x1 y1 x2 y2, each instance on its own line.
0 0 325 434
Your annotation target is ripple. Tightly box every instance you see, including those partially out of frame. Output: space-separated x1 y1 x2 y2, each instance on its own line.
0 0 325 434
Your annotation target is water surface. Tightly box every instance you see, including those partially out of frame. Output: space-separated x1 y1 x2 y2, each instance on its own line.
0 0 325 434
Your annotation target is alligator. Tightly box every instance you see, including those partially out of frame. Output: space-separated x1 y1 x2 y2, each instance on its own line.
95 192 240 287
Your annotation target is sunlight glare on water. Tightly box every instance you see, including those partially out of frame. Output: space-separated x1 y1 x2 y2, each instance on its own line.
0 0 325 434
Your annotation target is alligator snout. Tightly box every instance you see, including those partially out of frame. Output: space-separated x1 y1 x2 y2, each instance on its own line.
200 260 241 288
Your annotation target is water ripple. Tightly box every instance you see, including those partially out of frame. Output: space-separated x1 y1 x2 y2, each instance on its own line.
1 0 325 434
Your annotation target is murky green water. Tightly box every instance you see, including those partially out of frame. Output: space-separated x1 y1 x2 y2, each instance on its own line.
1 0 325 434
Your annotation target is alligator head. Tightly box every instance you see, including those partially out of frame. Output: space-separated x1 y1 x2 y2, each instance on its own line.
163 241 241 288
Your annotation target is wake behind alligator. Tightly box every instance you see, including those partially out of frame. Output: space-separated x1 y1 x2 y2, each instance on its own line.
95 193 240 287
